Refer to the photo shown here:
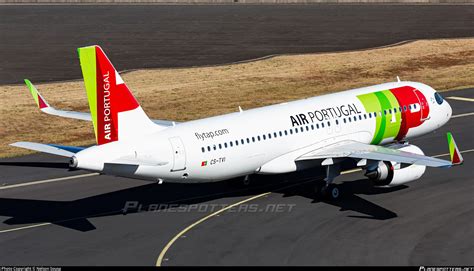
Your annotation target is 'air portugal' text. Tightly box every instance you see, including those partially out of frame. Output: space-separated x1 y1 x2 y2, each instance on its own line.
103 71 112 140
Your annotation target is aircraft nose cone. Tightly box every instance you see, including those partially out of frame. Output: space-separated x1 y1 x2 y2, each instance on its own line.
446 101 453 120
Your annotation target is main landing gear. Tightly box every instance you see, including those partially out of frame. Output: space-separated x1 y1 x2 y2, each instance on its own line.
314 161 342 201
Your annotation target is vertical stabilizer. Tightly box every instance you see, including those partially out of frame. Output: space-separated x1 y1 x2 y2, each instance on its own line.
78 45 158 145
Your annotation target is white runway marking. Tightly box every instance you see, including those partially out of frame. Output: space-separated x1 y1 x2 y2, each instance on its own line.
452 112 474 119
0 173 99 190
0 223 52 234
447 96 474 102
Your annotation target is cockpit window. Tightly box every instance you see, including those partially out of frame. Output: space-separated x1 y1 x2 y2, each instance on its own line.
434 92 444 105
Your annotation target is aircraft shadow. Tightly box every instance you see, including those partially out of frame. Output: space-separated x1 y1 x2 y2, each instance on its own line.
0 161 73 169
277 178 404 220
0 166 403 232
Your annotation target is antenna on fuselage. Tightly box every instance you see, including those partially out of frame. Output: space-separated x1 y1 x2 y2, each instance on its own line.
238 106 243 113
396 76 401 82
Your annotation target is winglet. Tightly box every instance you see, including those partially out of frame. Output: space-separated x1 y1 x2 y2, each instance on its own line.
24 79 50 109
447 132 463 165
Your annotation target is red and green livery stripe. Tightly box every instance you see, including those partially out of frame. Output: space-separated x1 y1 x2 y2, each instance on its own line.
78 45 139 145
201 161 208 167
25 79 49 109
447 132 463 165
357 86 430 144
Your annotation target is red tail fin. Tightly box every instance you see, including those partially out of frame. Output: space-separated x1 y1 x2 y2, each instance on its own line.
78 45 156 145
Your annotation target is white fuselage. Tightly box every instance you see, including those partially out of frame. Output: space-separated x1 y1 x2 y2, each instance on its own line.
74 81 452 183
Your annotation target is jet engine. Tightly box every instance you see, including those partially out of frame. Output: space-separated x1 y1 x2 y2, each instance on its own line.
365 144 426 187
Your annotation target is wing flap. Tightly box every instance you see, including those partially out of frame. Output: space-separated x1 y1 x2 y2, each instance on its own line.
297 140 452 168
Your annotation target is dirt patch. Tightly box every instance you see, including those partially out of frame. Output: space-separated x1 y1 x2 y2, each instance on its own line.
1 38 473 158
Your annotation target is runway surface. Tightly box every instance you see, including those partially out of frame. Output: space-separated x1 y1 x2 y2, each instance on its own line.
1 4 474 84
0 88 473 265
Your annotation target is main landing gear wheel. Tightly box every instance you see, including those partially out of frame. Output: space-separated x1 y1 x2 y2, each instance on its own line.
314 183 341 200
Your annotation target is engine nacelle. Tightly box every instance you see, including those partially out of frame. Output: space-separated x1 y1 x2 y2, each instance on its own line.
365 144 426 187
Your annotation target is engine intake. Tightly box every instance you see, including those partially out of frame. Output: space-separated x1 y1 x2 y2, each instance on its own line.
365 144 426 187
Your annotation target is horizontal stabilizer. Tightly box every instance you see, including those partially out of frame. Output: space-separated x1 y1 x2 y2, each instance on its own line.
10 142 85 157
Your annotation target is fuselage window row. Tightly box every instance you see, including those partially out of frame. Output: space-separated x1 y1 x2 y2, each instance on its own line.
200 105 414 153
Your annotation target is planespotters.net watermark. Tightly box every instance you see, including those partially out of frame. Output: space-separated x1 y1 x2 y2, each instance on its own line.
122 201 296 214
1 267 61 271
420 267 474 271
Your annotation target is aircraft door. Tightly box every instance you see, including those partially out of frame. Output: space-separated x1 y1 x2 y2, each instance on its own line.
169 137 186 171
414 89 430 121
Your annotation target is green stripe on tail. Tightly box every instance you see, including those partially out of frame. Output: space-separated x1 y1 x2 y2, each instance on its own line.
78 46 98 143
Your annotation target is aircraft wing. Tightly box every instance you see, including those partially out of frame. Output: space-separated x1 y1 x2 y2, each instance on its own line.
24 79 177 126
296 133 463 168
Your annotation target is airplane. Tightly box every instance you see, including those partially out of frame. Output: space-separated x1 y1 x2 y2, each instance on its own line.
11 45 464 200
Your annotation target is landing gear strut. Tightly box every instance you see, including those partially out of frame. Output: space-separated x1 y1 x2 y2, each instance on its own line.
243 175 251 186
314 162 342 200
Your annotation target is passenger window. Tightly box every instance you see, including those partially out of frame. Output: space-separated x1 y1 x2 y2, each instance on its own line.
230 141 233 147
224 142 228 148
268 133 271 139
364 114 367 119
284 130 288 136
247 138 250 143
321 122 325 128
219 144 222 149
359 115 362 120
336 119 339 125
257 136 261 141
311 124 314 130
252 137 255 142
201 147 205 153
213 145 217 150
316 124 319 129
263 135 266 140
241 139 245 144
236 140 239 146
274 132 277 137
290 129 293 134
353 116 357 121
327 121 330 126
207 146 211 152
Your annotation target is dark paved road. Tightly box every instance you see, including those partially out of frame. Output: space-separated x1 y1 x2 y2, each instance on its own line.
1 4 474 84
0 88 472 265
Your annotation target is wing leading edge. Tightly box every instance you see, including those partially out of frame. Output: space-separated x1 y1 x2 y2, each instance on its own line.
297 133 463 168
